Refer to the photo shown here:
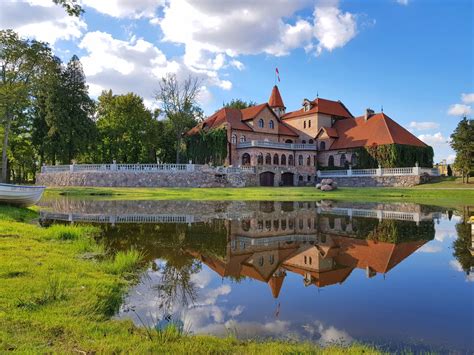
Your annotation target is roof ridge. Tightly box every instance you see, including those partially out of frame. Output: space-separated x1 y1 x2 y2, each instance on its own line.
380 113 396 145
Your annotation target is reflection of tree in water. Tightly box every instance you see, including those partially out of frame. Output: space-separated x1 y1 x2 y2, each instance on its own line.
453 221 473 274
154 259 202 314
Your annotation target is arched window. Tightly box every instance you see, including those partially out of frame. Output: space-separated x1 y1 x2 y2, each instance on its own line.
240 135 246 143
313 155 317 167
231 134 237 144
258 119 264 128
328 155 334 167
285 139 293 143
242 153 251 166
340 154 347 167
257 153 264 165
351 154 357 166
269 120 274 129
273 219 279 230
265 220 271 231
320 141 326 150
298 155 303 165
302 140 306 144
281 219 287 230
304 256 307 264
273 154 279 165
281 154 286 165
306 156 311 166
288 155 294 166
309 139 314 144
265 153 272 165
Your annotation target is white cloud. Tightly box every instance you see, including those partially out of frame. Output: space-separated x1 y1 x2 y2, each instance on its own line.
417 132 447 146
446 154 456 164
81 0 164 19
78 31 230 107
313 1 358 55
396 0 409 5
461 93 474 104
416 244 442 253
157 0 359 67
0 0 86 44
408 121 440 131
447 103 471 116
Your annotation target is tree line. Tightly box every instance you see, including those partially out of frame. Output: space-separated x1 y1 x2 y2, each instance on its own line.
0 30 208 183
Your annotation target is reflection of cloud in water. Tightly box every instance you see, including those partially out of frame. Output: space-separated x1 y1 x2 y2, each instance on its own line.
303 321 353 346
435 229 456 243
416 243 443 253
449 260 474 282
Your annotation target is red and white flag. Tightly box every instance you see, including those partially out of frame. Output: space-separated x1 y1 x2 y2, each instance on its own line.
275 67 280 82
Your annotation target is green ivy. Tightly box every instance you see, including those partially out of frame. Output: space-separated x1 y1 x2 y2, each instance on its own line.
353 144 434 168
185 128 228 165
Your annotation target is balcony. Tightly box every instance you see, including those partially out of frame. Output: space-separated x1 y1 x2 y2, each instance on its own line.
237 140 317 151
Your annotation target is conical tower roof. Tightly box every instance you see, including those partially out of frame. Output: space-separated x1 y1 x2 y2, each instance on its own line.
268 270 286 298
268 85 285 108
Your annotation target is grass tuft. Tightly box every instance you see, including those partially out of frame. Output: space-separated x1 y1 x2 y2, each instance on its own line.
103 249 144 275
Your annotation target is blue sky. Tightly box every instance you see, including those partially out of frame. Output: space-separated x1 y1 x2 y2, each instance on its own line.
1 0 472 162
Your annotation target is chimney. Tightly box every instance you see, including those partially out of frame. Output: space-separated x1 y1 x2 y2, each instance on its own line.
364 108 375 121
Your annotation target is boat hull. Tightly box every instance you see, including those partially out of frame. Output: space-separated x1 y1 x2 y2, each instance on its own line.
0 184 46 207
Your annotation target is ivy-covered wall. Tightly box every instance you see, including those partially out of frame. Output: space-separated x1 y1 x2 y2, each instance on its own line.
354 144 434 168
185 128 228 165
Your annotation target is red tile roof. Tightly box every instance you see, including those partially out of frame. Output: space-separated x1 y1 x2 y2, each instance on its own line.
278 121 299 137
283 98 353 120
328 113 428 150
240 103 268 121
186 107 253 136
268 85 285 108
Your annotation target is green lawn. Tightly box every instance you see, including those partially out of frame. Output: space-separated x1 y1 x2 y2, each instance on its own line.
0 205 380 354
45 178 474 209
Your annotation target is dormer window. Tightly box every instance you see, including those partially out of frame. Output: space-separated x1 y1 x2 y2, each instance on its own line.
269 120 274 129
258 118 264 128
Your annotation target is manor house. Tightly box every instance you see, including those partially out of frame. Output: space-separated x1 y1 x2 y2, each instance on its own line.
187 85 428 186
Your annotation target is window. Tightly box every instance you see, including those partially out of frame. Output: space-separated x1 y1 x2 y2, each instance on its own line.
257 153 263 165
309 139 314 144
328 155 334 167
281 219 287 230
269 254 275 265
240 135 246 143
306 156 311 166
265 220 271 231
304 256 307 264
285 139 293 143
273 219 279 230
265 153 272 165
231 134 237 144
242 153 251 166
281 154 286 165
258 256 264 267
302 140 306 144
307 175 311 182
309 257 312 265
308 120 311 128
313 155 317 167
273 154 279 165
269 120 274 129
340 154 347 167
320 141 326 150
299 219 304 229
241 220 250 231
298 155 303 165
304 121 307 129
351 154 357 166
288 155 294 166
258 119 264 128
298 175 303 181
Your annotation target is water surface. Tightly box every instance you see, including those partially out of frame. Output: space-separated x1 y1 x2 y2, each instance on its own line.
39 198 474 352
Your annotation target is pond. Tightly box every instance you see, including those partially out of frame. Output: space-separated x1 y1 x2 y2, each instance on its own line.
39 198 473 353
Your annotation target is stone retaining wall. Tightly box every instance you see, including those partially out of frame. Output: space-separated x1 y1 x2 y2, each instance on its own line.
36 167 258 188
319 174 440 187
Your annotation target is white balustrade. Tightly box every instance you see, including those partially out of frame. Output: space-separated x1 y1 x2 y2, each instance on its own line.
41 163 195 173
317 165 439 178
237 140 317 151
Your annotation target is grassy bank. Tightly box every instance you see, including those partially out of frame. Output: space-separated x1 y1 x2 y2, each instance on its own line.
0 206 379 354
46 179 474 209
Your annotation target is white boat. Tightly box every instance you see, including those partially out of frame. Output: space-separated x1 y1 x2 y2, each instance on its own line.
0 183 46 207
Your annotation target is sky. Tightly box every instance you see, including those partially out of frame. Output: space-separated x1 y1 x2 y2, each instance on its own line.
1 0 472 163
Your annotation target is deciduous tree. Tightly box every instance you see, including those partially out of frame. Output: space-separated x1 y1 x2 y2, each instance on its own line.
450 117 473 183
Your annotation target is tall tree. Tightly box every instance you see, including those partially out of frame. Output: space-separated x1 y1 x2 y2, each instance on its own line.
223 98 257 110
450 117 473 183
0 30 51 182
155 74 201 163
96 90 158 163
44 55 96 164
52 0 83 16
